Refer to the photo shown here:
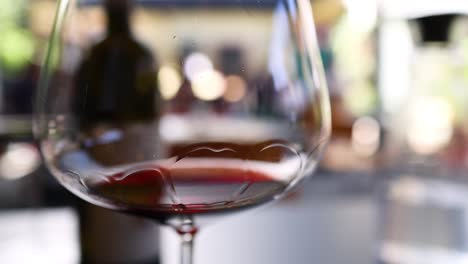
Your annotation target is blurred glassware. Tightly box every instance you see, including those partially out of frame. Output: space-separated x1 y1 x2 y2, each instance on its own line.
377 2 468 263
316 0 384 173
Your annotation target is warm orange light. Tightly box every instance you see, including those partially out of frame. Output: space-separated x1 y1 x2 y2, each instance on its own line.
223 75 247 103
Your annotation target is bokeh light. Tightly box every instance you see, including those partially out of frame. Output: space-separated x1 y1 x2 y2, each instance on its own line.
0 143 40 180
183 52 213 81
191 70 226 101
158 65 182 100
341 0 377 32
0 29 35 72
223 75 247 103
351 116 380 157
407 97 454 155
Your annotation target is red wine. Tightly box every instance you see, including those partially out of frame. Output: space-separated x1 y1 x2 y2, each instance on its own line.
86 164 286 222
50 136 306 224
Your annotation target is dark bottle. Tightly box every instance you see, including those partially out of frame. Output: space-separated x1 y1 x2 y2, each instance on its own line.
74 1 161 262
74 0 159 129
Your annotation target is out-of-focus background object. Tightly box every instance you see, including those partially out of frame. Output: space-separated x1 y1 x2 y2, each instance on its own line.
2 0 468 263
320 0 381 173
377 1 468 264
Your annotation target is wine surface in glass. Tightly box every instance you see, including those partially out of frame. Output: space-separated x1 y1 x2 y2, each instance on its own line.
91 163 286 221
50 136 306 224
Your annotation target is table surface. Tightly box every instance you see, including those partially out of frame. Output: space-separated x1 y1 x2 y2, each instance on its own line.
160 176 377 264
0 173 378 264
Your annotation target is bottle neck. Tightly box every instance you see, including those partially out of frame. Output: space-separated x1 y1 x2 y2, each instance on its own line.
412 14 457 46
106 10 131 36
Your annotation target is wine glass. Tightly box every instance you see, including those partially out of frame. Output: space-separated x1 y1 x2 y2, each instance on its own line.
35 0 331 263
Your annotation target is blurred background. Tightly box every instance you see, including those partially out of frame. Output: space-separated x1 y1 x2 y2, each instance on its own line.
2 0 468 263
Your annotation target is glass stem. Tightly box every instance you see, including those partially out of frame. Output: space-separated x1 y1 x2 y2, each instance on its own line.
180 231 195 264
175 219 198 264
